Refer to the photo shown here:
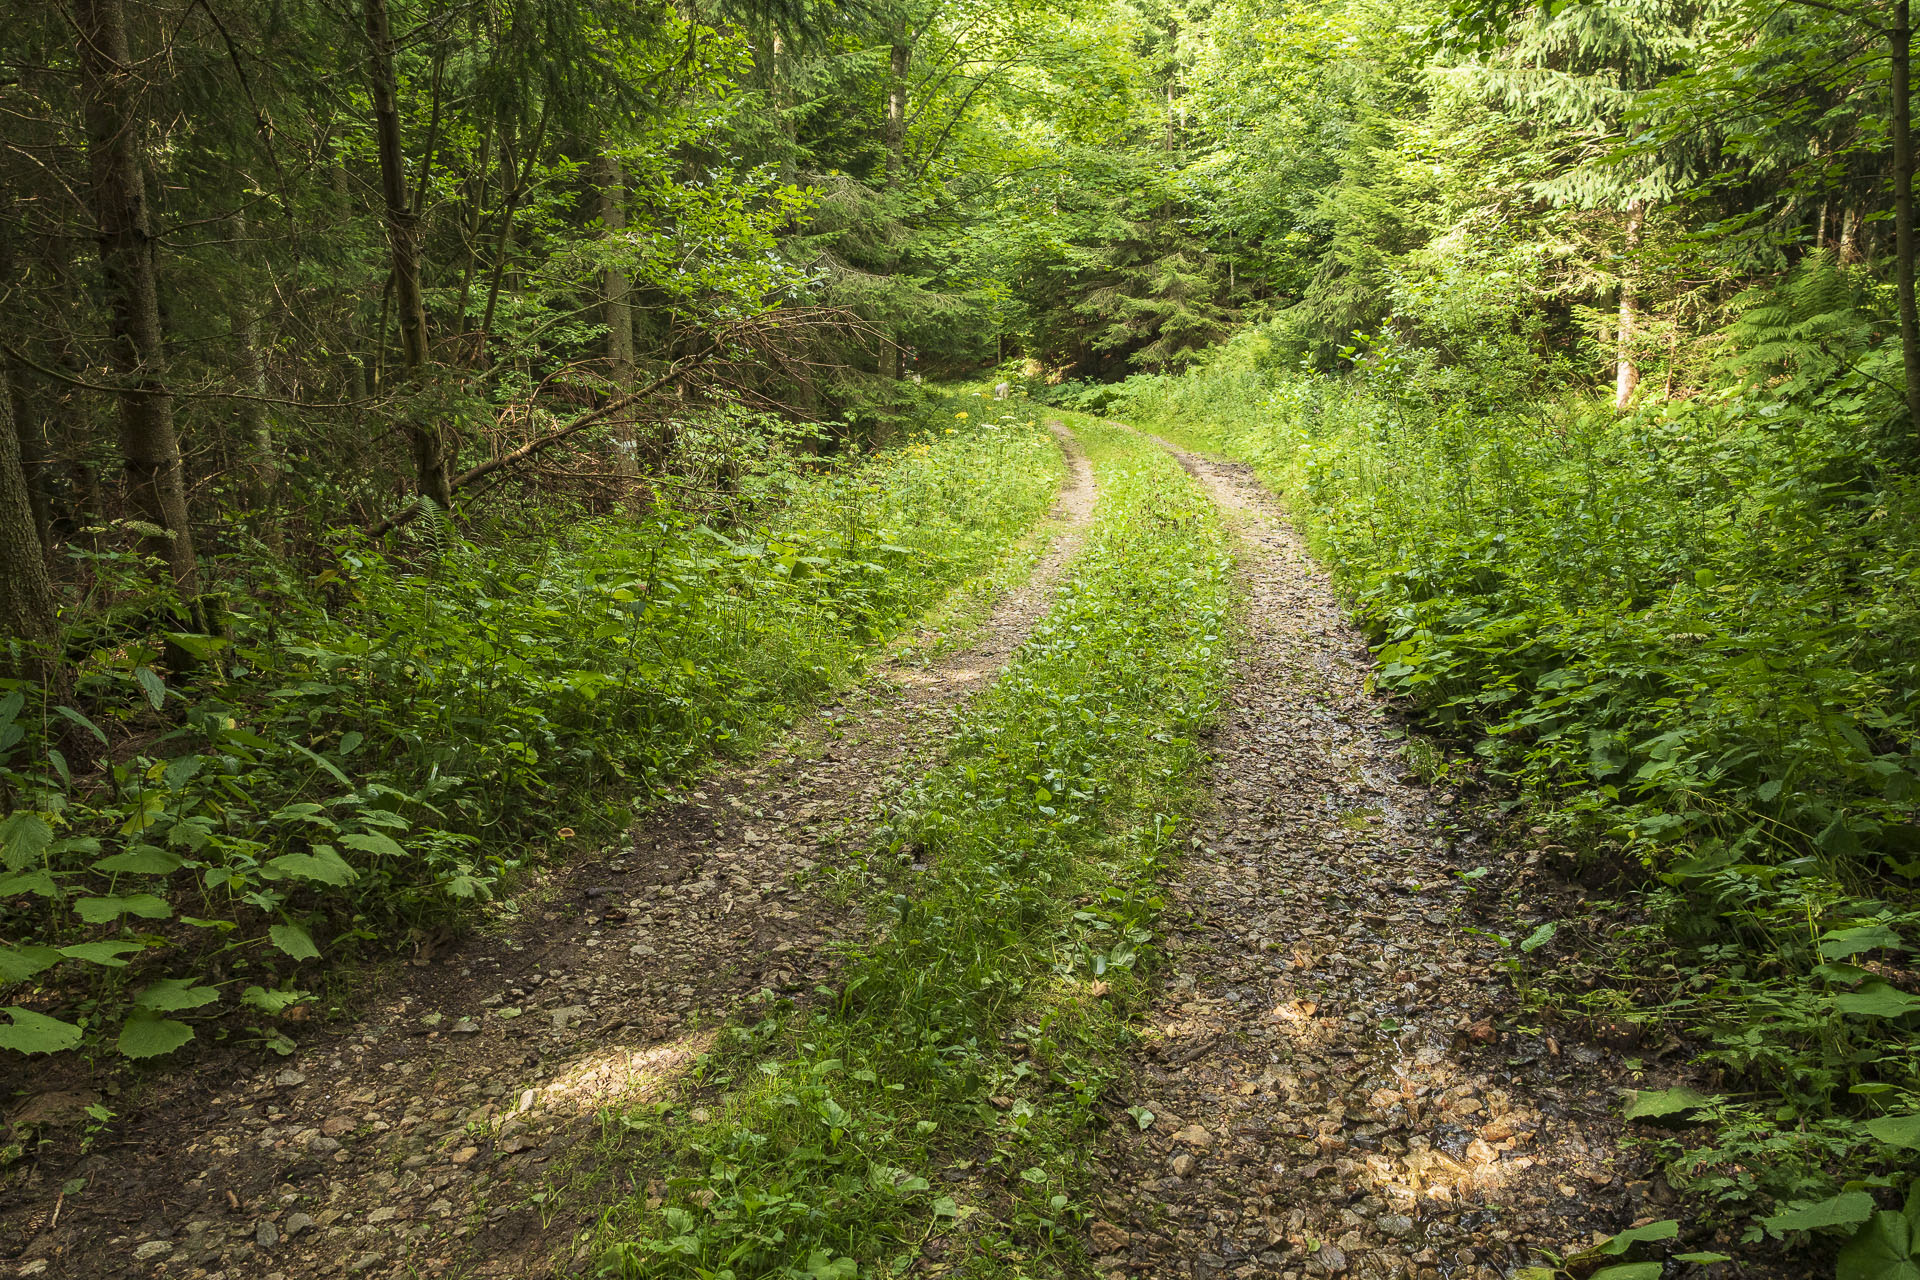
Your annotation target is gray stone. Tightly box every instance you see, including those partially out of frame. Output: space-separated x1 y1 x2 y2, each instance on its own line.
1307 1244 1347 1276
255 1220 279 1248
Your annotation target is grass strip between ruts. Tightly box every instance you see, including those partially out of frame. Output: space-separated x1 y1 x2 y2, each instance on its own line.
583 417 1234 1278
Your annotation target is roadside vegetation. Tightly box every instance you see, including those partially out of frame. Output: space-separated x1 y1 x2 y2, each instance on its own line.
0 398 1061 1062
588 418 1231 1278
1106 254 1920 1263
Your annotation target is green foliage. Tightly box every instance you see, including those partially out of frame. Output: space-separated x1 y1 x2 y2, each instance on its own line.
0 409 1062 1060
591 419 1232 1276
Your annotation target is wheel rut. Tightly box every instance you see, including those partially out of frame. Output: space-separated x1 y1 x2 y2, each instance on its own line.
5 426 1096 1280
1085 437 1649 1280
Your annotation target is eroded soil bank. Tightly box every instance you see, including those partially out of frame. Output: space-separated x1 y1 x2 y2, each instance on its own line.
1084 444 1649 1280
3 432 1095 1280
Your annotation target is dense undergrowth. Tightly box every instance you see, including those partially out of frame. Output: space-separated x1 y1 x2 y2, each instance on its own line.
589 417 1232 1278
1105 259 1920 1262
0 393 1061 1065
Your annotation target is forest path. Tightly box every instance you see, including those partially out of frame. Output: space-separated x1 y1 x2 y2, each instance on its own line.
6 427 1096 1280
1084 438 1649 1280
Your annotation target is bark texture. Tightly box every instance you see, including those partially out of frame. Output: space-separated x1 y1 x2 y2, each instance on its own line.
885 38 910 179
1614 199 1646 410
596 151 639 477
364 0 450 508
1893 0 1920 437
0 367 62 686
75 0 202 618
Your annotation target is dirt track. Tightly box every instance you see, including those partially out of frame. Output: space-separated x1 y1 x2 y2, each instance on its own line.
1082 441 1650 1280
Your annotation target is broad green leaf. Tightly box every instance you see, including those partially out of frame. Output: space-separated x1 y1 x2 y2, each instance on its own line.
132 978 221 1013
265 846 357 886
340 832 404 858
134 666 167 710
0 1007 83 1054
1623 1088 1716 1121
1594 1219 1678 1255
1591 1265 1662 1280
1832 983 1920 1019
1837 1211 1919 1280
0 944 62 983
74 894 172 924
286 740 350 785
240 986 310 1013
52 705 108 747
1822 925 1908 959
0 869 59 898
161 755 203 790
269 922 320 961
117 1012 193 1059
803 1252 856 1280
1519 921 1558 952
59 941 148 967
1765 1192 1878 1235
159 631 227 660
91 845 184 875
1863 1114 1920 1150
0 811 54 872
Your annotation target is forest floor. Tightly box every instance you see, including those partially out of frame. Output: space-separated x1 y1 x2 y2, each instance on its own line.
0 431 1095 1280
3 422 1693 1280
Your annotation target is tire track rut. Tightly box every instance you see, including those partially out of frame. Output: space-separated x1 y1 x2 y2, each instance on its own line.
1085 439 1647 1280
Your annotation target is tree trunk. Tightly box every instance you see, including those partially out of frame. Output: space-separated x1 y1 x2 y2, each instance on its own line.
1165 19 1181 154
74 0 203 625
1614 199 1646 410
6 364 54 555
595 150 639 477
0 366 63 692
231 214 279 546
885 37 910 180
1892 0 1920 438
363 0 450 508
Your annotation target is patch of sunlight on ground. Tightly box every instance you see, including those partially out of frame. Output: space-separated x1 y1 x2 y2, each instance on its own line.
538 1029 718 1118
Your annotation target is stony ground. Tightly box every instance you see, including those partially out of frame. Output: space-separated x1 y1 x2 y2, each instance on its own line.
0 430 1095 1280
1081 442 1656 1280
